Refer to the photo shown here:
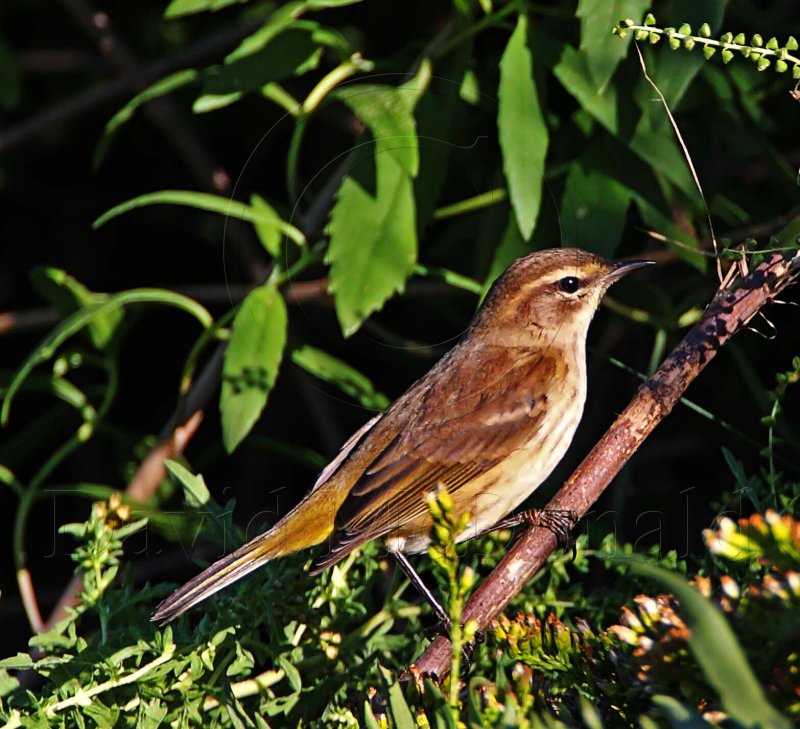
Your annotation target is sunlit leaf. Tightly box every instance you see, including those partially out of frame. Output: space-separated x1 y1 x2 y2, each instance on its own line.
498 14 548 240
249 194 283 257
93 189 305 246
220 282 287 453
325 83 419 336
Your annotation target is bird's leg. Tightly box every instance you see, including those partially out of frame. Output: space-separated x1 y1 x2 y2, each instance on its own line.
485 508 579 557
393 551 452 631
393 552 482 670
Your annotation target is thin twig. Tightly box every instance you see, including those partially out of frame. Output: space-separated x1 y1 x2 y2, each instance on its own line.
409 250 800 682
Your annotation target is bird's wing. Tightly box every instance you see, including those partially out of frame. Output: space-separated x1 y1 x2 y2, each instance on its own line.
312 345 559 571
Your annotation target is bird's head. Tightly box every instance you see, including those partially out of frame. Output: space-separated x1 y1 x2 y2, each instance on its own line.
473 247 654 348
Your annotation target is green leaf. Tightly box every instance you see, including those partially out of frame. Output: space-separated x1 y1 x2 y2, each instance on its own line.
652 695 712 729
195 24 324 113
561 164 632 257
378 666 415 729
632 561 789 729
94 69 198 168
333 84 420 176
249 194 283 257
164 460 211 508
363 702 381 729
291 345 389 410
220 283 288 452
577 0 650 90
483 214 528 299
498 15 549 240
93 189 305 245
30 267 124 349
1 289 212 425
554 46 696 201
164 0 249 17
646 0 729 114
325 84 420 336
0 30 21 110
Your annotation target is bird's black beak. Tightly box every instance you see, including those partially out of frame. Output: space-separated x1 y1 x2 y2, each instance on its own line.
603 258 656 283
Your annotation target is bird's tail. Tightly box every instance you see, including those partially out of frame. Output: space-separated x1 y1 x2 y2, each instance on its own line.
151 486 339 623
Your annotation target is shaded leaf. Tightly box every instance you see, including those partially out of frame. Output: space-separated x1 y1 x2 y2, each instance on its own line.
164 0 249 18
30 267 124 349
554 46 696 200
291 345 389 410
0 30 20 110
220 283 287 452
577 0 649 90
632 561 789 729
1 288 212 425
652 695 713 728
561 164 632 257
483 214 527 298
498 14 549 240
196 27 321 113
164 460 211 508
94 69 198 168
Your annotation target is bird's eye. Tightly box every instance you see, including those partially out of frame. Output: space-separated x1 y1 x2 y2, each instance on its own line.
558 276 580 294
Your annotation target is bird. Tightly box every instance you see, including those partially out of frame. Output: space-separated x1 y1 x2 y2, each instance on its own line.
152 248 653 625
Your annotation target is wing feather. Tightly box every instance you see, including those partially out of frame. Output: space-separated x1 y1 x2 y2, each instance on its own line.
311 345 559 571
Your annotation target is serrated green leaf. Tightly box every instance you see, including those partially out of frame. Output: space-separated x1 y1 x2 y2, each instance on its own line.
561 164 632 257
30 267 124 350
498 15 548 240
632 561 789 729
95 69 198 168
325 84 419 336
165 460 211 508
577 0 650 90
334 84 419 176
220 283 288 452
291 345 389 410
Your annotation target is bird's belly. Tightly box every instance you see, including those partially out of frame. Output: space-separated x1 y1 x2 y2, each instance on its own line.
387 395 585 555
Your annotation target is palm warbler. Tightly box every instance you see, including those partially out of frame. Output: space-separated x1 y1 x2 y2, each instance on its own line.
153 248 653 623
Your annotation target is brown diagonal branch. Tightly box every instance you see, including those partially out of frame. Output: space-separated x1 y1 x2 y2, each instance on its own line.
410 250 800 682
